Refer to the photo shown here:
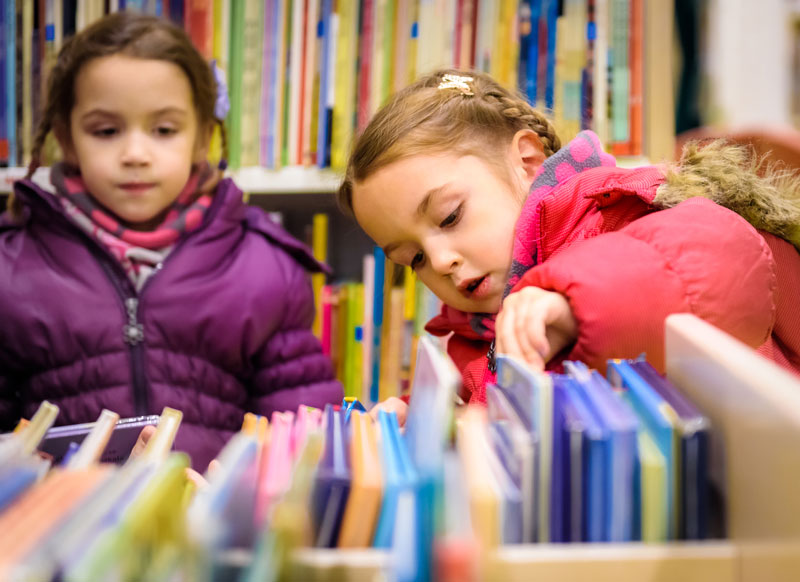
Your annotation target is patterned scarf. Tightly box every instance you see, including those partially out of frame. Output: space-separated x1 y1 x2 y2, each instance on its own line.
51 162 214 289
466 130 617 341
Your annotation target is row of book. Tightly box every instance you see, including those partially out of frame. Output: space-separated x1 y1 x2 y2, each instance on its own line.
0 0 663 171
308 213 444 405
0 332 715 581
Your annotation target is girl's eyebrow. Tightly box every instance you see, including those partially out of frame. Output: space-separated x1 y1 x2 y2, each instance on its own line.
415 184 451 217
383 183 454 255
79 106 189 121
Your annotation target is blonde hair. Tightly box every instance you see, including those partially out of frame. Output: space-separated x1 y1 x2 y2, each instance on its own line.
656 140 800 250
337 69 561 216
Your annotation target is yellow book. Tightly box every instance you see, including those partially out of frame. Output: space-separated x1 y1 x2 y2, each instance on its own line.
331 0 361 169
638 430 668 542
311 213 329 337
338 411 383 547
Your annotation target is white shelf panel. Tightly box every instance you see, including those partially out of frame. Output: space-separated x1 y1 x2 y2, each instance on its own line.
0 166 344 195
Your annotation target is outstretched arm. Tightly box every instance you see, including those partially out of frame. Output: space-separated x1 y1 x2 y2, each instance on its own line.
500 198 776 373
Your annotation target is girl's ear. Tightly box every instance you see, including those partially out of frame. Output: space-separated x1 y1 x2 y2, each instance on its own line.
510 129 546 188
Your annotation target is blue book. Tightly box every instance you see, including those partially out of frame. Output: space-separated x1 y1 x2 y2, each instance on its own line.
561 378 607 541
549 374 572 542
629 360 710 540
370 246 385 404
565 361 639 542
373 410 419 548
310 405 350 547
5 0 15 166
558 380 592 542
543 0 559 111
608 359 677 539
316 0 333 168
403 335 458 582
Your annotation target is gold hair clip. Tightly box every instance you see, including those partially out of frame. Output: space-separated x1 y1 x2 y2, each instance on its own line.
437 74 474 96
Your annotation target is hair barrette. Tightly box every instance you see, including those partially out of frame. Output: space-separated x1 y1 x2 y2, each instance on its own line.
437 74 474 96
210 59 230 120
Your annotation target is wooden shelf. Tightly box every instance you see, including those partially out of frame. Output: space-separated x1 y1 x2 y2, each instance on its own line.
0 166 344 195
1 159 655 196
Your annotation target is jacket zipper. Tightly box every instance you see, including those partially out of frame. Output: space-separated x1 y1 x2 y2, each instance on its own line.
19 179 227 415
95 257 151 416
123 296 148 415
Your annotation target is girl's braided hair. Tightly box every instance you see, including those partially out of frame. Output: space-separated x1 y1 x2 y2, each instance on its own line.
337 68 561 215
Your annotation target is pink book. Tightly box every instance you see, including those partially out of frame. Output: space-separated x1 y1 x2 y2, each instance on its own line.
321 285 333 356
255 410 295 526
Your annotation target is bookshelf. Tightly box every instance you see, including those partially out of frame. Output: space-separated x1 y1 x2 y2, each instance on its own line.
270 314 800 582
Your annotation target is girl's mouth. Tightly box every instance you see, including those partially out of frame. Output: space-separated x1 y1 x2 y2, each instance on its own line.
461 275 490 299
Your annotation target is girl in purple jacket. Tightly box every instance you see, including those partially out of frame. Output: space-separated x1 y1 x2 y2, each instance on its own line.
0 12 342 470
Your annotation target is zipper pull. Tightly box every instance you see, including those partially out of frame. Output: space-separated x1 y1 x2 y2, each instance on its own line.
123 297 144 345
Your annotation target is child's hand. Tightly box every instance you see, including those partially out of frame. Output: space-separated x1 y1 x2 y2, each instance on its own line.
129 424 216 490
495 286 578 372
368 396 409 427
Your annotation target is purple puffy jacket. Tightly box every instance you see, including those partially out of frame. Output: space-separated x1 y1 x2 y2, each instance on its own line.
0 177 343 469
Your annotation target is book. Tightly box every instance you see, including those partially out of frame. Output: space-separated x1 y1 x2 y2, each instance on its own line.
629 359 710 539
486 383 539 543
495 355 553 542
337 410 383 547
310 405 350 547
565 360 638 542
607 359 677 539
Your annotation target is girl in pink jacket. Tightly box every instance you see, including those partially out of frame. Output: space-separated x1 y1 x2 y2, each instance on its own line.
338 69 800 405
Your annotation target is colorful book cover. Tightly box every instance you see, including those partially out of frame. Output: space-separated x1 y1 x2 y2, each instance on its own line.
299 0 318 165
330 0 359 169
0 0 8 166
286 0 304 166
357 0 374 131
315 0 332 167
226 0 244 167
239 0 264 167
184 0 214 58
337 410 383 547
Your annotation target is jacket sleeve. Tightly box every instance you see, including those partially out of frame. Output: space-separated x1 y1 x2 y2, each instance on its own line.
513 197 777 373
248 252 343 416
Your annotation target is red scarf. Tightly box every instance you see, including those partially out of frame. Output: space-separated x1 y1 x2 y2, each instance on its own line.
51 162 214 250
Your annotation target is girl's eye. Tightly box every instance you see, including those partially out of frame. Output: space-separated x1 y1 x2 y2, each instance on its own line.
156 126 178 136
92 127 117 138
410 251 424 270
439 204 463 228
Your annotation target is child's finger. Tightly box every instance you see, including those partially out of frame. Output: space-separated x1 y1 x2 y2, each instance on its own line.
368 397 409 427
496 302 524 362
516 304 548 371
185 467 210 490
128 424 157 459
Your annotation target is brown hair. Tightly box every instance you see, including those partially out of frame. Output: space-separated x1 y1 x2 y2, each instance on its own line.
337 68 562 216
9 11 227 216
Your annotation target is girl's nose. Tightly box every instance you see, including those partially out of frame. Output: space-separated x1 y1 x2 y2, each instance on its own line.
427 244 461 276
120 132 150 166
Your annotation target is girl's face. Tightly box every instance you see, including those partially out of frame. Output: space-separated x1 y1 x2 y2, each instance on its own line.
61 55 209 230
353 153 528 314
